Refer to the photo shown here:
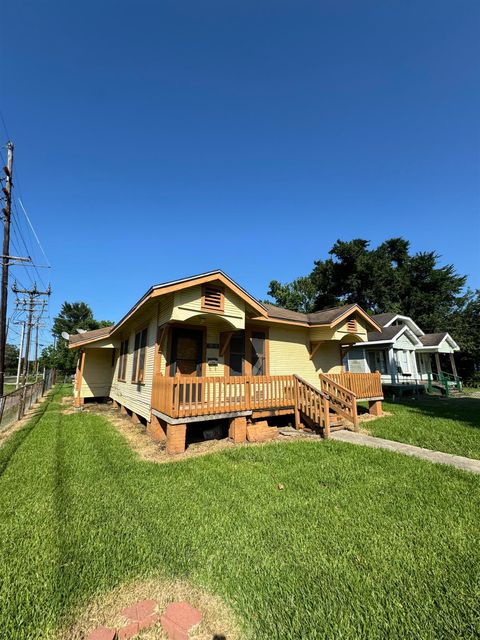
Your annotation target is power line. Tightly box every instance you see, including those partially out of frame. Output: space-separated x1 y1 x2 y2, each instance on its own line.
18 198 51 268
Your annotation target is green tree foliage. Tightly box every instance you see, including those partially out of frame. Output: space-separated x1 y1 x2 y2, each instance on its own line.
267 238 477 377
40 302 113 375
5 343 19 375
267 277 317 313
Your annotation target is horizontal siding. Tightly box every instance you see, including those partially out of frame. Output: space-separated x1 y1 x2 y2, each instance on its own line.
395 333 417 349
270 325 344 387
205 320 226 376
81 348 113 397
110 312 157 420
223 288 244 319
313 342 343 374
269 326 319 387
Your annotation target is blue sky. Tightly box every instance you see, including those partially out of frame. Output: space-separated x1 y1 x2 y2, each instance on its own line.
1 1 479 346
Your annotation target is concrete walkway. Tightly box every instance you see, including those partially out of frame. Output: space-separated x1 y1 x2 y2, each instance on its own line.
330 430 480 474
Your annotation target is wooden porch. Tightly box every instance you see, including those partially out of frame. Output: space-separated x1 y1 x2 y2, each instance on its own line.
151 371 383 425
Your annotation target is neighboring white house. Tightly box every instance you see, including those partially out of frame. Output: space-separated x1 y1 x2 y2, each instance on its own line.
346 313 460 385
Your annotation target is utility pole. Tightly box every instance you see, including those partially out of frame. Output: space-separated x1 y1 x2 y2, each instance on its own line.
15 321 25 388
12 283 51 417
34 323 39 381
0 142 13 396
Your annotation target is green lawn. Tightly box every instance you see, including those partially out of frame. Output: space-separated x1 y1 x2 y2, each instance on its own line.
0 386 479 639
366 395 480 460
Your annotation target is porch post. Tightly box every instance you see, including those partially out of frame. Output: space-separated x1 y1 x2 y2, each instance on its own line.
410 349 419 383
449 353 458 377
434 352 442 374
74 350 85 408
387 348 396 384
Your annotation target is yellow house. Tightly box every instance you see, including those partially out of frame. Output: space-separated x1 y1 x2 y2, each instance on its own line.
69 271 383 453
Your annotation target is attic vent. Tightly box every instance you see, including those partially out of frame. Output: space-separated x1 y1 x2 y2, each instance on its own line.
347 318 357 333
202 285 224 312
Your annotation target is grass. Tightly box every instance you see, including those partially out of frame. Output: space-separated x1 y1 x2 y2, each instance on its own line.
366 394 480 460
0 386 479 639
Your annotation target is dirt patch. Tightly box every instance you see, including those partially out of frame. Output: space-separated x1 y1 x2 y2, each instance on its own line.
80 402 320 464
61 394 78 415
58 576 243 640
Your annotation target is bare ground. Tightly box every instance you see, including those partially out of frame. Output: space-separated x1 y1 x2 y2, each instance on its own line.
58 576 243 640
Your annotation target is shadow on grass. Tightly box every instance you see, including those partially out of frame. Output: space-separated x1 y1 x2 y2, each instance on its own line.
0 395 53 477
383 394 480 431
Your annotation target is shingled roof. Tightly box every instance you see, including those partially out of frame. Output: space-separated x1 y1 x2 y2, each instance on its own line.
69 271 381 349
365 325 405 343
370 313 397 327
263 302 359 326
68 326 112 346
419 333 448 347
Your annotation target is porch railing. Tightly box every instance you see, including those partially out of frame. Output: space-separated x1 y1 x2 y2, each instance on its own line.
323 371 383 400
426 372 462 396
152 375 297 420
318 373 358 428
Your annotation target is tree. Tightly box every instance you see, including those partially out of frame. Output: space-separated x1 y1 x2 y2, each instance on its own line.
5 343 18 375
267 277 317 313
269 238 467 333
449 289 480 381
43 302 113 375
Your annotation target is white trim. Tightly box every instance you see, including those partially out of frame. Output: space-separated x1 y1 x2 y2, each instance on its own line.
350 325 422 348
418 332 460 353
382 314 424 337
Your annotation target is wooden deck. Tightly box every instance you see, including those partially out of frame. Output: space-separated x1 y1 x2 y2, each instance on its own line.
152 375 296 421
150 372 382 431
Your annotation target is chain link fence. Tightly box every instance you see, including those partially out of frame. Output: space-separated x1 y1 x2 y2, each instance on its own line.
0 370 56 433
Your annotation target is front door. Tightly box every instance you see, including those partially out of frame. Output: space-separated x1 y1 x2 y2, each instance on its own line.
170 329 203 377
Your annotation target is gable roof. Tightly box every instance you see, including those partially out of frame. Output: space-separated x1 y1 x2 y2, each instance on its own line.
261 302 380 330
419 332 460 351
366 325 407 343
360 324 422 347
420 332 448 347
68 326 112 347
371 312 424 337
69 271 380 348
371 313 397 327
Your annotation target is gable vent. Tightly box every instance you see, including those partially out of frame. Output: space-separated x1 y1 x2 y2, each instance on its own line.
347 318 357 332
202 286 224 312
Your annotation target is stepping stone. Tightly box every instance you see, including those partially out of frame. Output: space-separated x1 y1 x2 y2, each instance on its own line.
86 628 116 640
121 599 157 621
116 599 159 638
161 601 202 640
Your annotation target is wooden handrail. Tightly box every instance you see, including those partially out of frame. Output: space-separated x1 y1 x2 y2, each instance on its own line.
318 373 358 429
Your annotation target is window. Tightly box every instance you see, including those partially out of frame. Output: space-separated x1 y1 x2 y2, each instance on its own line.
251 331 266 376
118 339 129 381
367 350 387 374
201 285 224 312
229 332 245 376
132 328 148 383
